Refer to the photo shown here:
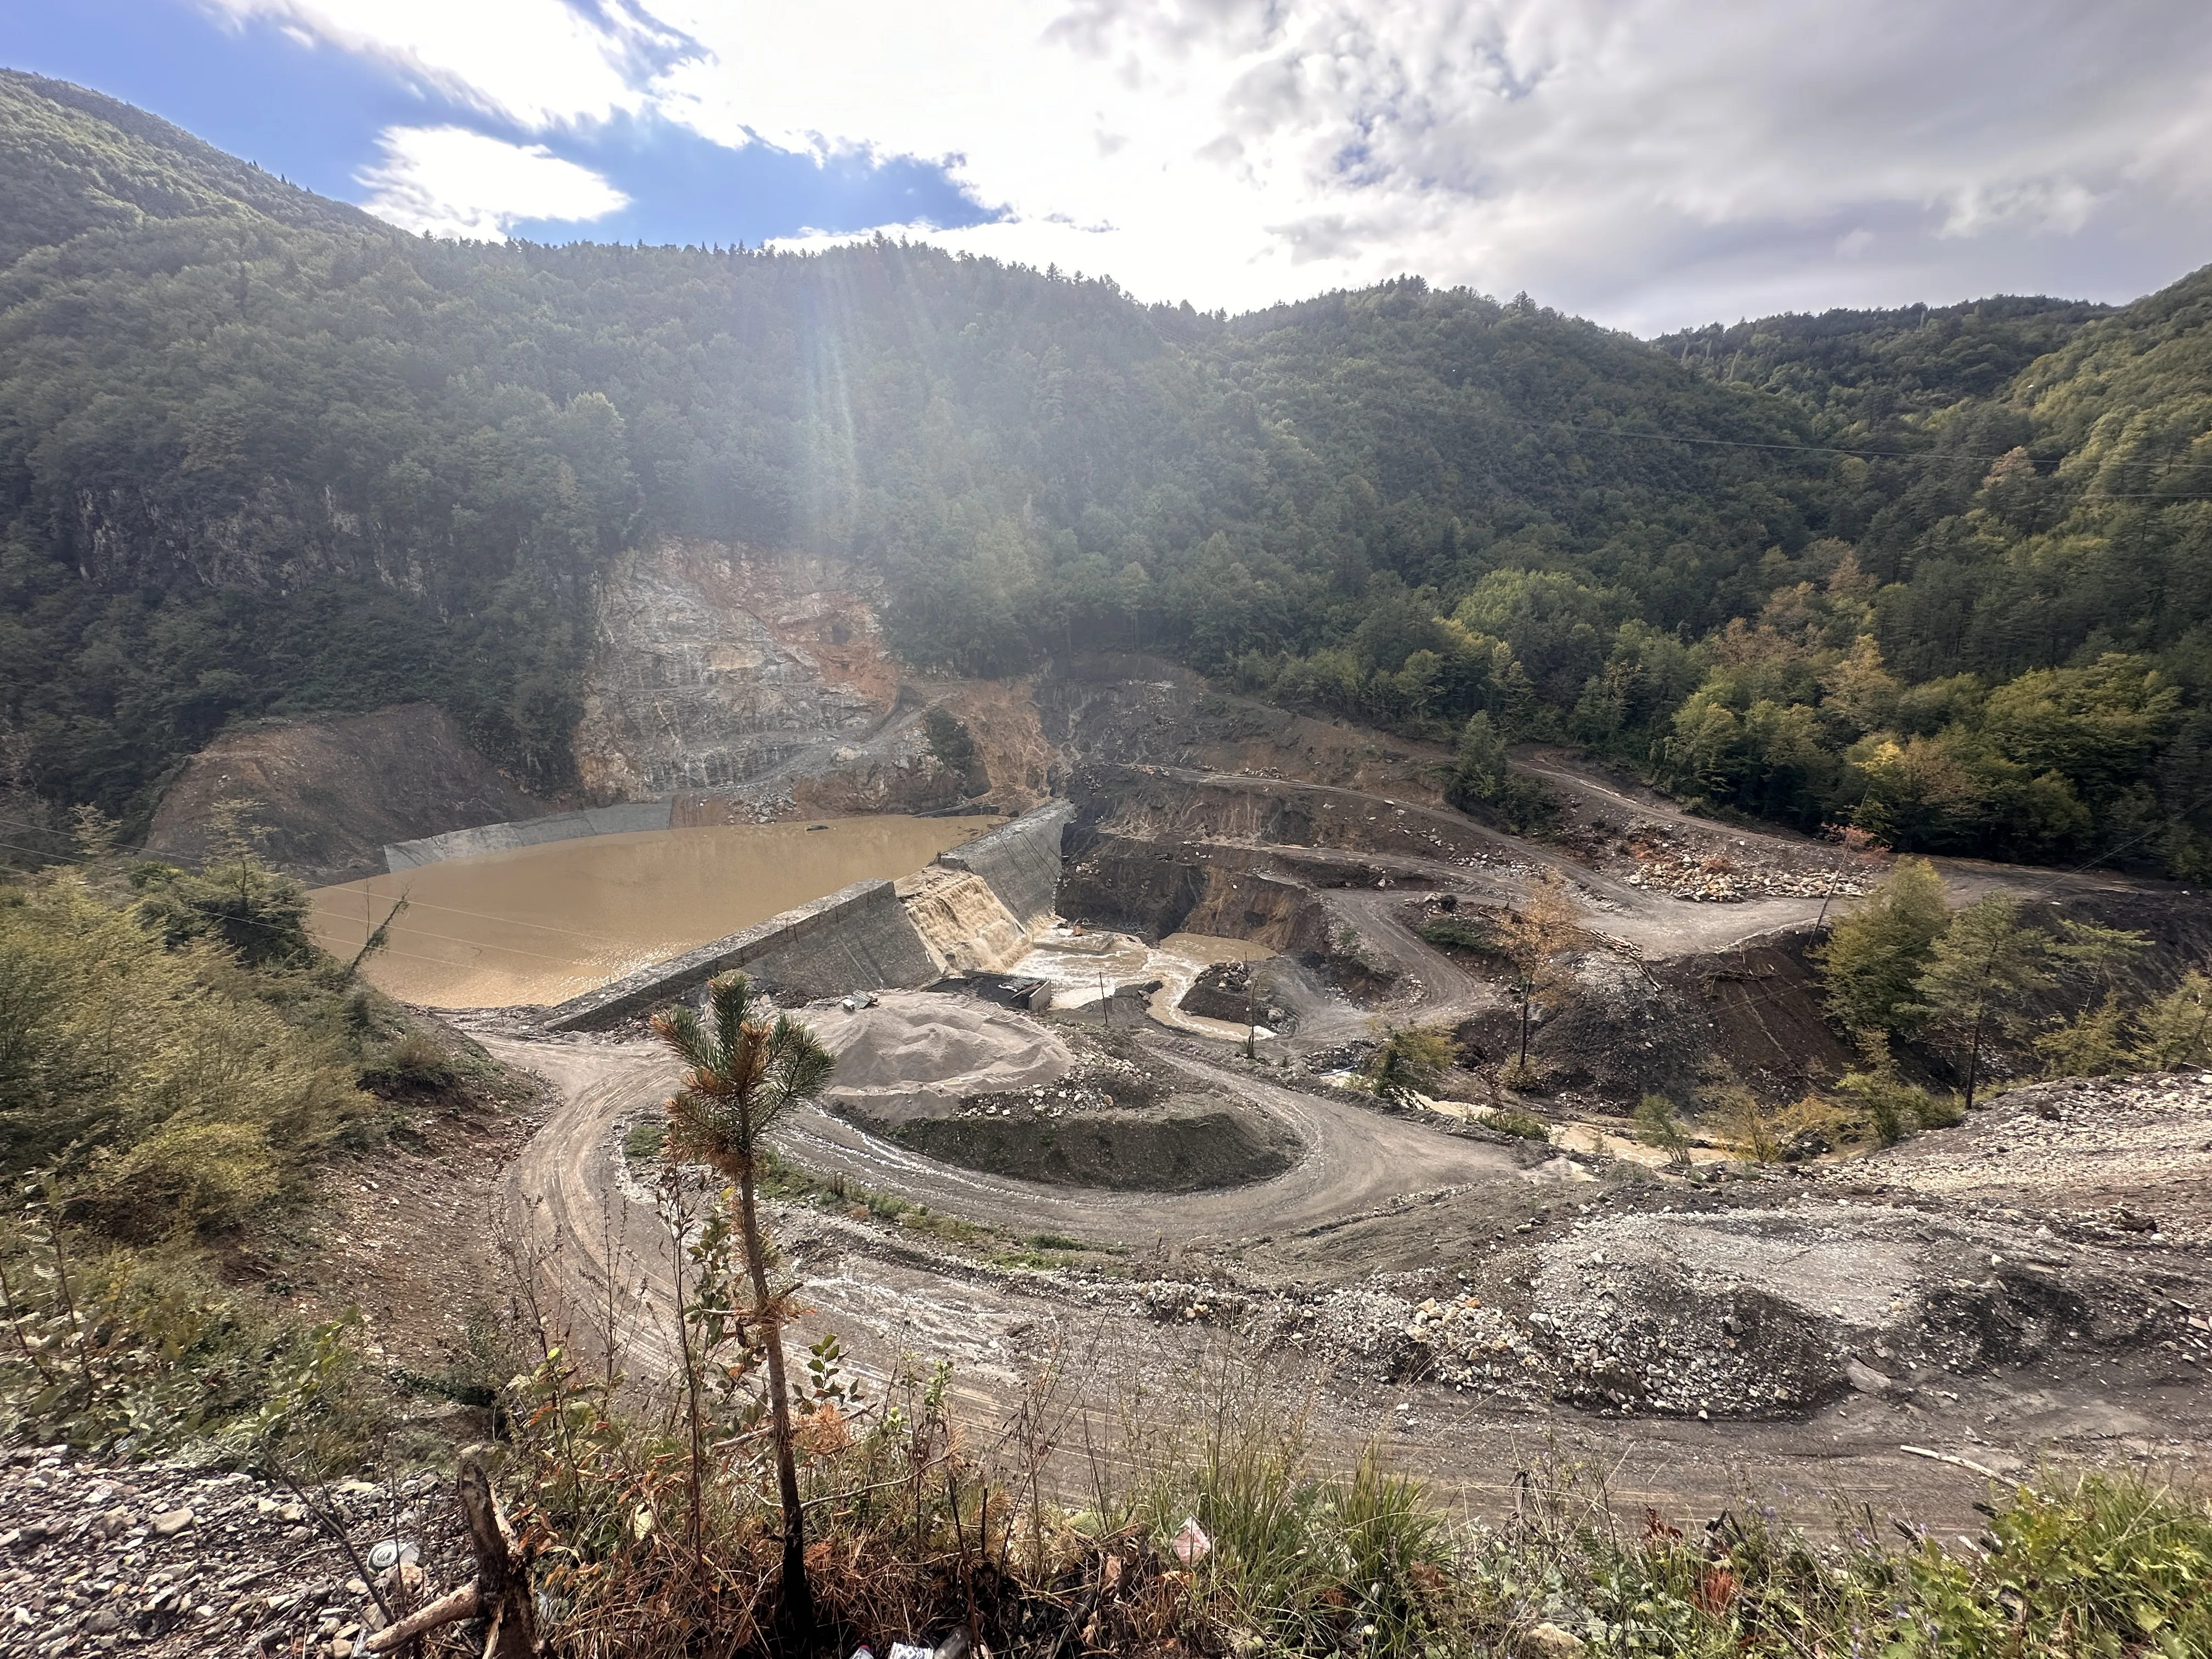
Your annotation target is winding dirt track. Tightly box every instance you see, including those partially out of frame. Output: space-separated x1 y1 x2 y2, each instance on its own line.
484 747 2158 1385
487 1029 1556 1347
477 750 2197 1526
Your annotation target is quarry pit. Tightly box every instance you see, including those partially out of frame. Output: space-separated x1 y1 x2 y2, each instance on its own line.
234 658 2212 1527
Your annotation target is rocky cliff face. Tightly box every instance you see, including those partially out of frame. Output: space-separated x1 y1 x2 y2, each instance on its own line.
572 540 1058 820
571 539 942 814
572 541 899 799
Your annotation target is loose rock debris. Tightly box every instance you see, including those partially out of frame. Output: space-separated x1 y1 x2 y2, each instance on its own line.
0 1451 470 1657
1248 1187 2211 1420
1618 828 1872 904
1871 1073 2212 1247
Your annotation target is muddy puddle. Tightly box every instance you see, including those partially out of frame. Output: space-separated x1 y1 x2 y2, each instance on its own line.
308 817 995 1007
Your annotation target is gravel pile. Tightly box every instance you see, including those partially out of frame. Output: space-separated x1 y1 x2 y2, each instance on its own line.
1870 1073 2212 1246
1621 851 1871 903
1401 1296 1544 1395
1256 1181 2207 1422
1527 1200 2192 1418
0 1451 471 1658
1134 1280 1251 1326
956 1040 1163 1123
1261 1287 1551 1404
813 994 1071 1124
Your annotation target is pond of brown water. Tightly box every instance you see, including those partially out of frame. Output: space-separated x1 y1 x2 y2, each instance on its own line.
307 816 995 1008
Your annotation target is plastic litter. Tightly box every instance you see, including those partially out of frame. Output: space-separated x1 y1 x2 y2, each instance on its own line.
1172 1516 1211 1564
849 1648 874 1659
888 1644 932 1659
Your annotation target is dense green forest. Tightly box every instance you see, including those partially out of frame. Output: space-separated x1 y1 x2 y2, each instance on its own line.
2 69 2209 874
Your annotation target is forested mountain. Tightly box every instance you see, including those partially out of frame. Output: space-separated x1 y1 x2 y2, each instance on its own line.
1 71 2208 876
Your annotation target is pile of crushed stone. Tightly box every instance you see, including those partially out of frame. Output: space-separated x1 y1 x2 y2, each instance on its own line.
1260 1193 2209 1420
810 992 1070 1124
1868 1073 2212 1246
1611 823 1871 904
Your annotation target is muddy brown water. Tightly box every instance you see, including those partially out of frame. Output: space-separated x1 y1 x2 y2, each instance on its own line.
307 816 996 1007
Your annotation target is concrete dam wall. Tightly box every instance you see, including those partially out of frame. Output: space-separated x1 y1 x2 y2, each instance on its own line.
934 799 1074 928
541 879 940 1032
540 799 1073 1031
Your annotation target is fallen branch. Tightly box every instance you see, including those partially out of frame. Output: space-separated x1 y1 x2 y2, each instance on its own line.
1899 1444 2011 1482
363 1585 481 1654
281 1475 395 1627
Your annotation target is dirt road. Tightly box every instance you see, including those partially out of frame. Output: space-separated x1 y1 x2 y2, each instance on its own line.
477 730 2208 1538
481 1022 2211 1536
487 1026 1558 1305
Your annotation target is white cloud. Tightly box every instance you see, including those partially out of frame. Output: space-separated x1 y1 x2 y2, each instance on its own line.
226 0 2212 330
202 0 680 129
358 126 629 239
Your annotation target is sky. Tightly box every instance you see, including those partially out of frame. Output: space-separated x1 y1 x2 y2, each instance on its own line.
4 0 2211 334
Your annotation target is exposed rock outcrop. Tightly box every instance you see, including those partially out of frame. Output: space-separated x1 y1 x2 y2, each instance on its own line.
572 541 926 804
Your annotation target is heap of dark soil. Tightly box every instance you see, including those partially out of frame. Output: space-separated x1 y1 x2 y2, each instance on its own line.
1452 938 1854 1109
1177 960 1292 1028
890 1093 1299 1192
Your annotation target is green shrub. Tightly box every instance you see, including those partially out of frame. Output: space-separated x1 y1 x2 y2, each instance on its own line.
1417 914 1495 952
1487 1107 1553 1142
1835 1032 1945 1147
1365 1024 1456 1104
0 876 369 1236
1634 1093 1692 1168
359 1030 460 1091
0 1222 374 1469
622 1118 667 1168
1130 1421 1453 1658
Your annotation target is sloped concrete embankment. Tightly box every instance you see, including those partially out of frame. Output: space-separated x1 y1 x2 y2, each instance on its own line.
539 800 1075 1030
541 879 937 1031
385 799 672 871
935 799 1074 928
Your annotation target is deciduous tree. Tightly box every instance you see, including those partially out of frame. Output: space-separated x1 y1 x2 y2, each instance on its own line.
1814 857 1951 1037
1495 869 1585 1074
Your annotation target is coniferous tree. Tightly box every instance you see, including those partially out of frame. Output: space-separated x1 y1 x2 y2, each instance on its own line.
651 972 835 1638
1904 894 2055 1111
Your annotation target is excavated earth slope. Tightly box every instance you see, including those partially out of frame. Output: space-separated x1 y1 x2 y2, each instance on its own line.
141 703 538 884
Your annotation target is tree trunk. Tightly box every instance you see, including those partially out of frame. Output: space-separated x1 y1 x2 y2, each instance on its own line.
458 1457 541 1658
1962 1003 1985 1114
1517 986 1532 1068
737 1164 813 1638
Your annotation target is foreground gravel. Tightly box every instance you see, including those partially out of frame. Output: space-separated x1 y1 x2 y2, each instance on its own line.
0 1450 471 1658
